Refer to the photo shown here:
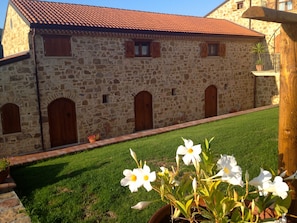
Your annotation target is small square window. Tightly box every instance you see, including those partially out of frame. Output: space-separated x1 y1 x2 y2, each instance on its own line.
237 1 244 9
171 88 177 96
134 41 150 57
102 94 109 103
208 44 219 56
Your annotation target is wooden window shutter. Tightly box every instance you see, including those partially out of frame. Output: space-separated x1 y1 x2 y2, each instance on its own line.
125 41 135 58
43 35 71 56
1 103 21 134
200 43 208 58
218 43 226 57
150 42 161 58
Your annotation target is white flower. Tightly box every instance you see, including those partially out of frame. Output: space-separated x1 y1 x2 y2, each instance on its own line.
249 168 272 196
140 164 156 192
215 155 243 186
120 168 143 192
265 176 289 199
249 168 272 187
176 138 202 165
131 201 152 210
129 148 137 162
192 177 197 194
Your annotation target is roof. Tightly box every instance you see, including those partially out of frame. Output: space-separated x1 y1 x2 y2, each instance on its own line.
10 0 263 38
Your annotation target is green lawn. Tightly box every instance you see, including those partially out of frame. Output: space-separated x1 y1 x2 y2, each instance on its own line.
12 107 279 223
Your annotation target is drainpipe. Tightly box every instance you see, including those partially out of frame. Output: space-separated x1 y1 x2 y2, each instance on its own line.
32 28 45 151
249 0 252 29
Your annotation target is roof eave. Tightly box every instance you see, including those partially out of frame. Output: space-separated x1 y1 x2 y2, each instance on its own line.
30 23 264 39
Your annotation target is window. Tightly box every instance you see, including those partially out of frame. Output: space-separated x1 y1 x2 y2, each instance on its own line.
125 40 161 58
237 1 244 9
171 88 177 96
279 0 293 11
102 94 109 103
1 103 21 134
43 35 72 56
208 43 219 56
200 42 226 58
135 41 150 57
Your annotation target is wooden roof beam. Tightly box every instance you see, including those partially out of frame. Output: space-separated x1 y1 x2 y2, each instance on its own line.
242 6 297 23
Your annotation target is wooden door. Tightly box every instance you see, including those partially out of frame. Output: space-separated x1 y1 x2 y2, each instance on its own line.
134 91 153 131
48 98 78 147
205 85 217 118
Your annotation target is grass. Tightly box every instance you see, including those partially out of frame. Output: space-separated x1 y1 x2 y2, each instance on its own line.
12 107 279 223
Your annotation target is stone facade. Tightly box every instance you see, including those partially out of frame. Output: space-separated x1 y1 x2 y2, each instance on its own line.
0 55 41 157
0 4 266 157
206 0 285 106
2 5 30 57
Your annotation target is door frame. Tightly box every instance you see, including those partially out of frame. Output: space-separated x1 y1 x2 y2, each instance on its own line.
204 85 218 118
48 97 78 148
134 91 153 131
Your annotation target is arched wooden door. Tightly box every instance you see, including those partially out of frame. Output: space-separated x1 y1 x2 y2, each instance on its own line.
205 85 217 118
134 91 153 131
48 98 78 147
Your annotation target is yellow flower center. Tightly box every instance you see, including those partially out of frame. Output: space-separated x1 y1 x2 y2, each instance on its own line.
131 175 137 182
144 175 149 181
223 167 230 174
188 148 193 154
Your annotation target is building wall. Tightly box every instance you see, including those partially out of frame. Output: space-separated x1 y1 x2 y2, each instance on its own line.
207 0 281 107
0 56 42 157
2 4 30 57
35 33 258 149
0 3 271 157
0 29 260 156
255 75 280 106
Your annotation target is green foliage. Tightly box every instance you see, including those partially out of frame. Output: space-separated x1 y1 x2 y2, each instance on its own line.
0 158 9 171
252 42 266 65
11 107 280 223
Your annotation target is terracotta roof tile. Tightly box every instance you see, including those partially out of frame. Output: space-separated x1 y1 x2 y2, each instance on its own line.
10 0 263 37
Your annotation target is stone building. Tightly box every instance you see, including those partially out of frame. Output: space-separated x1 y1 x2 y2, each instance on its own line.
206 0 297 105
0 0 264 157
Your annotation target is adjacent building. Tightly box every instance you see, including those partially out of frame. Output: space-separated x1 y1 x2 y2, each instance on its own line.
206 0 297 105
0 0 265 157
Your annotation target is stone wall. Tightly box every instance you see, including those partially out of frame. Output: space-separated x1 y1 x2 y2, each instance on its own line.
2 4 30 57
0 29 260 156
37 33 258 148
0 56 42 157
255 75 280 106
0 3 272 157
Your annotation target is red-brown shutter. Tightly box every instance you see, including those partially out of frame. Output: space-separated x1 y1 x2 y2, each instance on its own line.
219 43 226 57
151 42 161 58
125 41 135 58
43 35 71 56
200 43 208 58
1 103 21 134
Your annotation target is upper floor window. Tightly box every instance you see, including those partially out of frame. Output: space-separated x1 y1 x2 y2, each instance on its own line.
43 35 72 57
125 40 161 58
1 103 21 134
208 43 220 56
237 1 244 9
200 42 226 58
278 0 293 11
135 41 150 57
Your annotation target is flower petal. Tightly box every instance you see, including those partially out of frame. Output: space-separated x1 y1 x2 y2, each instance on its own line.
131 201 152 210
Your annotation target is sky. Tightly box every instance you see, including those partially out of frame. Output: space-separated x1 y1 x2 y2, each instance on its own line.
0 0 225 29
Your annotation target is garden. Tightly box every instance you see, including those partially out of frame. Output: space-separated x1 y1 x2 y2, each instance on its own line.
11 107 281 222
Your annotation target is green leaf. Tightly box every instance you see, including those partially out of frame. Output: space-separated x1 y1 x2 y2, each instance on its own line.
175 201 189 218
274 195 291 217
185 199 193 215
